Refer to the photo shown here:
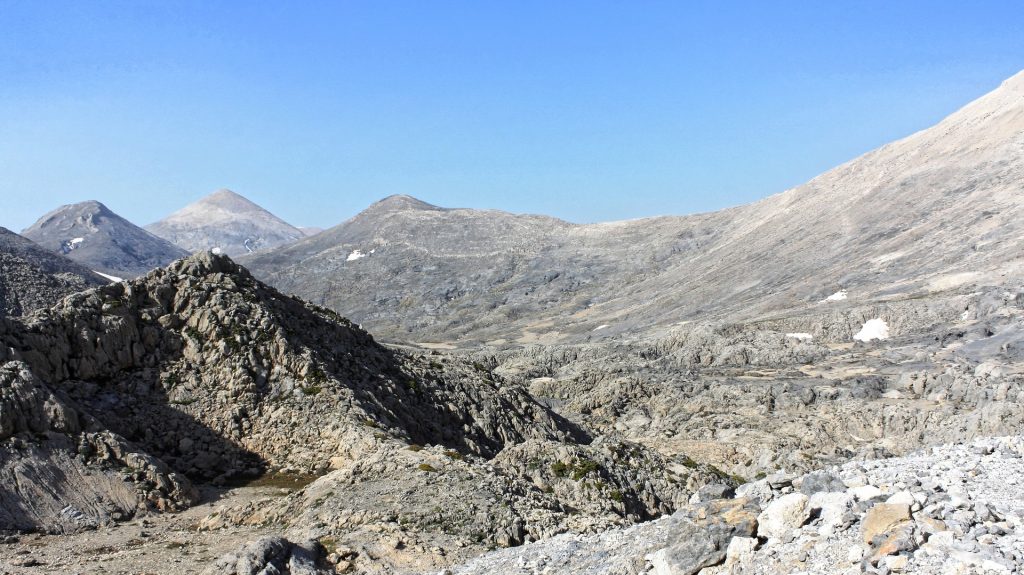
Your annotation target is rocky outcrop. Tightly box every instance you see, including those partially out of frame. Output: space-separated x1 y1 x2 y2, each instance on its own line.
0 252 580 484
204 536 331 575
0 227 105 317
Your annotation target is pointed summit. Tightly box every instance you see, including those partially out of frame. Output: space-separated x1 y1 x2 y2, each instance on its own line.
367 194 443 213
194 188 271 213
22 201 189 278
145 189 306 257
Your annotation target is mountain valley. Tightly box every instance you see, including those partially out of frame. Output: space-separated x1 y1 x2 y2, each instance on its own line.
1 70 1023 575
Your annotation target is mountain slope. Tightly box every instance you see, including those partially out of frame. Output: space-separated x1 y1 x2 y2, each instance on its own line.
0 226 106 316
146 189 306 257
242 71 1024 346
21 201 189 278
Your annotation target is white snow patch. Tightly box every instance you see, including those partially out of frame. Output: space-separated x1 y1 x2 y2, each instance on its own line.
785 333 814 341
853 318 889 342
70 237 84 245
93 271 124 283
347 249 367 262
211 247 223 255
594 324 610 331
822 290 848 302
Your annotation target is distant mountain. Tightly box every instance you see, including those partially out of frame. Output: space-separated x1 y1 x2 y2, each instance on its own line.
21 200 189 279
243 70 1024 346
0 227 106 316
145 189 305 257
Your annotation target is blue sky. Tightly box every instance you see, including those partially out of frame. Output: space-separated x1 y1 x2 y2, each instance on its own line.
1 1 1022 231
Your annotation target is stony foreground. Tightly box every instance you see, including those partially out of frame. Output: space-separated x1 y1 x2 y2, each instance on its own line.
440 435 1024 575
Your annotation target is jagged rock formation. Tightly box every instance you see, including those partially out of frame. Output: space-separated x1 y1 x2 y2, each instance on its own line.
21 200 189 278
0 252 724 571
243 71 1024 346
0 227 105 316
443 435 1024 574
146 189 306 257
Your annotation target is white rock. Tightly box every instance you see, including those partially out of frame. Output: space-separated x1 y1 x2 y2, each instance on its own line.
757 493 811 540
886 491 915 505
851 485 883 501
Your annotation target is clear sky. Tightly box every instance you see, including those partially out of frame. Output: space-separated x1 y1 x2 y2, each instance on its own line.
1 1 1022 232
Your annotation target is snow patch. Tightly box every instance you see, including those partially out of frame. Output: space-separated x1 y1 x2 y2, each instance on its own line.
853 319 889 342
594 324 609 331
347 249 367 262
211 247 222 255
785 333 814 341
823 290 848 302
93 271 125 283
60 237 85 254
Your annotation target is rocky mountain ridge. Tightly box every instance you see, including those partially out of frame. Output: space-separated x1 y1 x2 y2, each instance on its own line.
242 70 1024 346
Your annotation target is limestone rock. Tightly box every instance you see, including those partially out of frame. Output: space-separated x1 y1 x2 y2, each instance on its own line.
757 493 810 540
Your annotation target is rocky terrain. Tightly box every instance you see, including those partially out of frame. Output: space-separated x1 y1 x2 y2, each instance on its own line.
243 71 1024 347
21 200 190 279
441 435 1024 575
146 189 308 257
0 252 728 574
466 283 1024 480
0 227 106 317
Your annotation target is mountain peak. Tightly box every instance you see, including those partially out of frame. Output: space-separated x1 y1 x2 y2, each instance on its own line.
193 188 265 213
146 189 305 257
34 200 112 222
367 194 443 213
21 201 189 278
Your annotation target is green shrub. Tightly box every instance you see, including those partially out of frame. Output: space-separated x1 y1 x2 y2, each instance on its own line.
571 459 600 481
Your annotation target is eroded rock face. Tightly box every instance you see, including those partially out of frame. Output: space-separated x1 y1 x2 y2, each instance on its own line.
0 361 197 533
